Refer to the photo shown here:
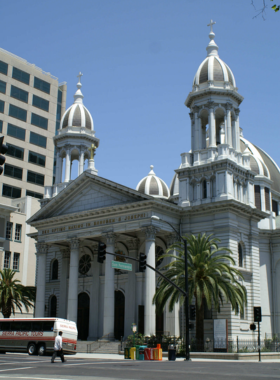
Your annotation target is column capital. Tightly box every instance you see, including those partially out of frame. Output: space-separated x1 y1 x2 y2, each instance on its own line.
35 243 48 255
167 233 178 246
142 226 158 241
226 102 232 111
206 101 215 110
189 112 194 121
235 108 240 116
193 106 200 114
127 238 140 251
70 238 80 250
103 232 117 245
60 247 70 259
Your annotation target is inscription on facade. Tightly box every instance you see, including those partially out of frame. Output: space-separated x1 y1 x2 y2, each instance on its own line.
41 213 147 235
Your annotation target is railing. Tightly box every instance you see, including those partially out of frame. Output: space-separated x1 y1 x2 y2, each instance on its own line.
86 333 111 353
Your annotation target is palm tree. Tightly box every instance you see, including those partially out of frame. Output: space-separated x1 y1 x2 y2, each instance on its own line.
153 233 247 343
0 269 36 318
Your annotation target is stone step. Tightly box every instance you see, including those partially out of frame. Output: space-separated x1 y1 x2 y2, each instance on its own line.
77 340 120 354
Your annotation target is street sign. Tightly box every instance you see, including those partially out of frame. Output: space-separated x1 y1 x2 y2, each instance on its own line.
112 261 132 271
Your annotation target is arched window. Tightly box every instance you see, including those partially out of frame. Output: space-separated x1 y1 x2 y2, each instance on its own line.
50 295 57 317
238 243 243 268
79 255 91 275
156 246 164 268
202 180 207 199
51 259 58 280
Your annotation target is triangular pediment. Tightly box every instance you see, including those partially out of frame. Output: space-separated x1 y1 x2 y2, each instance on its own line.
28 172 153 223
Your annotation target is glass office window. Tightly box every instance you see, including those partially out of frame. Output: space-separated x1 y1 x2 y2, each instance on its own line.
10 85 28 103
9 104 27 122
34 77 50 94
4 164 22 180
27 170 44 186
31 113 48 130
0 120 2 133
3 252 11 269
6 144 24 160
15 225 22 242
0 61 8 75
26 190 43 199
12 67 30 85
6 222 13 240
7 124 25 141
32 95 49 112
13 253 20 271
0 100 4 113
28 151 45 167
29 132 46 148
0 80 6 94
2 184 21 198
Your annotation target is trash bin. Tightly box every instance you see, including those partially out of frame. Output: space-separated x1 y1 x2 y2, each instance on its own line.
135 345 140 360
124 347 131 359
139 346 146 360
144 347 152 360
168 344 176 361
130 347 136 360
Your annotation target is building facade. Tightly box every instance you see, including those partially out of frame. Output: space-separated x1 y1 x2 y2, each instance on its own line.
0 47 67 316
28 24 280 341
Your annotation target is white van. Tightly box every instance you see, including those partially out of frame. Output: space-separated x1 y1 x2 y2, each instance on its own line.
0 318 77 356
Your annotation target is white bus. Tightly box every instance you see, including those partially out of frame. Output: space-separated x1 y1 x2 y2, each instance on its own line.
0 318 77 356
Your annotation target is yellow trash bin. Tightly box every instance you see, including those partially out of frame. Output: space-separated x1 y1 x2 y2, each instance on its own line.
130 347 136 360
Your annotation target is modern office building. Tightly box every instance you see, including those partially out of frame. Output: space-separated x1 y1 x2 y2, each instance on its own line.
0 47 66 316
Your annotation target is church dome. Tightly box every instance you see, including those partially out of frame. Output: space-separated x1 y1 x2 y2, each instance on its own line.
136 165 170 199
193 21 236 89
240 137 280 193
170 164 182 197
60 73 94 131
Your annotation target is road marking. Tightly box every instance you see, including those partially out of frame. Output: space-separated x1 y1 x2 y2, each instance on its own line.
0 377 71 380
0 360 47 366
0 367 32 373
67 360 123 366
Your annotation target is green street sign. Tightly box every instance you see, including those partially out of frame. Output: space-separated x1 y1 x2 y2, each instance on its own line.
112 261 132 271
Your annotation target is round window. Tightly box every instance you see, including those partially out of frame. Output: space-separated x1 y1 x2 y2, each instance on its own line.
79 254 91 275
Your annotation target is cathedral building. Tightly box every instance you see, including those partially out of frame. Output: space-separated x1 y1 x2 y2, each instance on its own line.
27 23 280 341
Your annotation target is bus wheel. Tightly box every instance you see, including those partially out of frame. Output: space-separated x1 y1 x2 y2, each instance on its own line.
38 344 45 356
28 343 37 355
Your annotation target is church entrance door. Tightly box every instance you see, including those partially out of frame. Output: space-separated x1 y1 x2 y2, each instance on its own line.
114 291 125 340
77 292 89 340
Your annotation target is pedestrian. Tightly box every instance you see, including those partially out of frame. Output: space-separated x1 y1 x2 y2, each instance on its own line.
51 331 66 363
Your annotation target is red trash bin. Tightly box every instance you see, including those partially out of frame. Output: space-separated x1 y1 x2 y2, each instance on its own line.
144 348 152 360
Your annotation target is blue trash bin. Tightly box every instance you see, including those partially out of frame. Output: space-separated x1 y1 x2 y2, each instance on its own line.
139 345 147 360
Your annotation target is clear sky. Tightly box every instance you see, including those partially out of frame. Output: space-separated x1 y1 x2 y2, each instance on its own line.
2 0 279 189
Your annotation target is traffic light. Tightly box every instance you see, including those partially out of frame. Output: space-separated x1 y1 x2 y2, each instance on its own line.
139 253 147 272
254 306 262 323
190 305 196 320
250 323 257 331
97 242 106 263
0 136 8 176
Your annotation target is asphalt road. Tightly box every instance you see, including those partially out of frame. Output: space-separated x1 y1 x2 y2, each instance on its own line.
0 354 279 380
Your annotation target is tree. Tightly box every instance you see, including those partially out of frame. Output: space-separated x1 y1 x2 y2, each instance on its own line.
251 0 279 19
153 233 247 343
0 269 36 318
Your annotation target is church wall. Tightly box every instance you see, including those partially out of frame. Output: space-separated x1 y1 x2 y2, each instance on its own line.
270 235 280 334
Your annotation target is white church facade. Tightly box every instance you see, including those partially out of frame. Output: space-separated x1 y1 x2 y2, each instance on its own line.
27 23 280 341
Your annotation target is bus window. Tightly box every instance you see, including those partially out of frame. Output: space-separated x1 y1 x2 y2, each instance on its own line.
13 322 21 331
32 322 43 331
0 322 11 331
43 321 54 332
21 322 32 331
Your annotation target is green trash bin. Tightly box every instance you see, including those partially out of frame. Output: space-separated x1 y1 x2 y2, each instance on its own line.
135 345 140 360
124 347 131 359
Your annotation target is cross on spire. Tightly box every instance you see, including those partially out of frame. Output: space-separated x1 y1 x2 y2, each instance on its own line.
88 144 97 160
77 72 83 83
207 19 216 33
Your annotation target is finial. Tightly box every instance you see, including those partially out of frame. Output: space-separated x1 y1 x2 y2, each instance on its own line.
74 72 84 104
206 19 219 57
149 165 155 175
88 144 97 160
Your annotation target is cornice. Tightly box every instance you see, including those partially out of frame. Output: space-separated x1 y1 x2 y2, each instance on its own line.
185 87 244 108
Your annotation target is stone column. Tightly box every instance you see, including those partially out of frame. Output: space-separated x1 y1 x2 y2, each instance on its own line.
64 146 71 183
206 180 211 199
67 238 79 323
226 104 232 147
260 186 266 212
78 147 85 176
143 226 157 336
235 109 241 152
55 150 61 184
89 246 99 340
194 107 199 151
124 239 139 337
103 233 116 339
189 112 194 152
35 243 48 317
59 248 70 319
208 102 216 147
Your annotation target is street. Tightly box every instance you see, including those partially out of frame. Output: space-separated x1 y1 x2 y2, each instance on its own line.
0 354 279 380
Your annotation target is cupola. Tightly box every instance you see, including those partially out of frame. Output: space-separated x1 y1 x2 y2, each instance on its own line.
136 166 170 199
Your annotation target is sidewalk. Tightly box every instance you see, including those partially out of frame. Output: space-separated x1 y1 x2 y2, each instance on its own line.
73 352 280 362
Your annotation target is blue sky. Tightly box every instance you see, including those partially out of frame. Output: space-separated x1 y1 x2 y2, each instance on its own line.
2 0 279 189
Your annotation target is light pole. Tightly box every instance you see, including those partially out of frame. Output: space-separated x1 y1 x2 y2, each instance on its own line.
151 215 190 361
